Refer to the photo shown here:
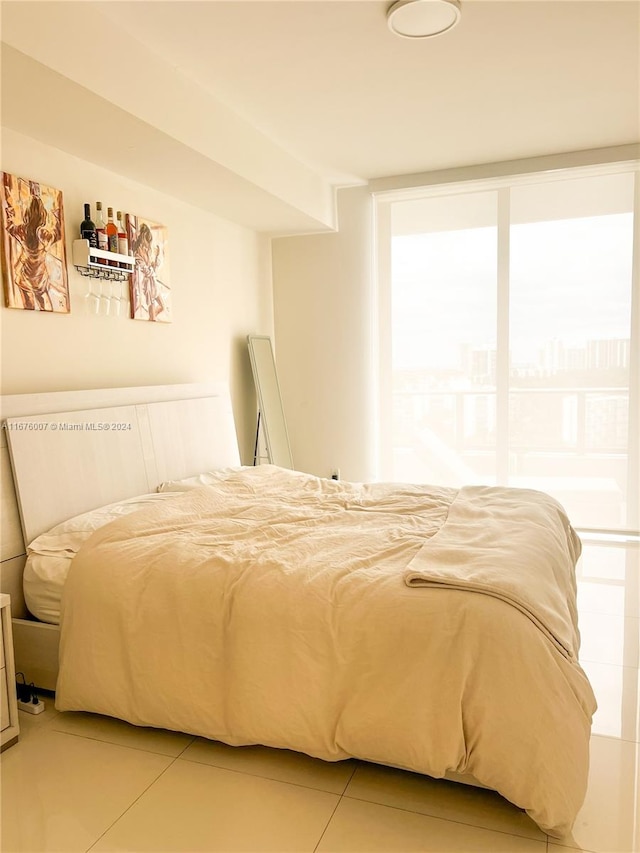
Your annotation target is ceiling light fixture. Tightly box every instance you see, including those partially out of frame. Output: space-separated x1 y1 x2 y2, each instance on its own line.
387 0 461 39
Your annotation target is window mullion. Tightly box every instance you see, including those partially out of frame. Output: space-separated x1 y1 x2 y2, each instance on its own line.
376 199 393 481
627 172 640 531
496 187 511 486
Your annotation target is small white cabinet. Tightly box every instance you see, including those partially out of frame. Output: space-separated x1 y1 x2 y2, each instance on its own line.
1 594 20 751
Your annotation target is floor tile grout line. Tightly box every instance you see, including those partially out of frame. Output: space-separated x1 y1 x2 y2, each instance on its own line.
17 708 60 733
577 608 640 618
580 657 640 668
579 657 639 668
175 751 356 796
312 762 357 852
338 792 548 845
172 735 197 758
590 731 640 746
579 615 640 621
312 795 343 853
84 753 182 852
47 727 195 759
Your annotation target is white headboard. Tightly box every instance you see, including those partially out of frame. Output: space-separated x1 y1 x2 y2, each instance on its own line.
0 383 240 614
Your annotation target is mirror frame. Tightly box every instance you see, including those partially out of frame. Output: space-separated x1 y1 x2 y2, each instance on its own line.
247 335 294 469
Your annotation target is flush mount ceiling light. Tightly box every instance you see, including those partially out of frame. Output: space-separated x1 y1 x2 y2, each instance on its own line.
387 0 461 38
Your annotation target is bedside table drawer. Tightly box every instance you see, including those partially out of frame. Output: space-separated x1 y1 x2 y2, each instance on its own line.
0 594 19 750
1 668 9 731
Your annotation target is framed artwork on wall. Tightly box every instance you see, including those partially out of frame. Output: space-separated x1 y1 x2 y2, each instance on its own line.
0 172 70 313
125 214 172 323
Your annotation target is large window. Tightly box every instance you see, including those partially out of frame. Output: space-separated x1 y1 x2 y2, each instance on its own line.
377 166 639 534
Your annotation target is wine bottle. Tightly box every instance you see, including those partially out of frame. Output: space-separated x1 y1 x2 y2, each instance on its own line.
116 211 129 269
106 207 118 266
95 202 107 264
80 203 98 248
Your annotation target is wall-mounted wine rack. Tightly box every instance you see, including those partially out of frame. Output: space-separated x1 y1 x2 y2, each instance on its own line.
72 239 135 282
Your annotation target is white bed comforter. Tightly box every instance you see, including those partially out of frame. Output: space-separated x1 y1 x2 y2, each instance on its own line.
56 465 596 837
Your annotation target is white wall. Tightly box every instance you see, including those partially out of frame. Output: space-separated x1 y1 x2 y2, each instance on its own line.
272 186 376 481
0 128 273 463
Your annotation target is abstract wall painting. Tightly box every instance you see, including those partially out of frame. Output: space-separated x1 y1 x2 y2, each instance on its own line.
0 172 70 313
125 214 172 323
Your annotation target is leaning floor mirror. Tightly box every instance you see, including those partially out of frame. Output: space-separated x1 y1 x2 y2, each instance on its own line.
247 335 294 469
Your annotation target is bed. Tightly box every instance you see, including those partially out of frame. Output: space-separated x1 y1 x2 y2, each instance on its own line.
1 383 596 839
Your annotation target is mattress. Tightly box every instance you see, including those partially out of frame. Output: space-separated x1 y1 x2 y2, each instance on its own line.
24 492 182 624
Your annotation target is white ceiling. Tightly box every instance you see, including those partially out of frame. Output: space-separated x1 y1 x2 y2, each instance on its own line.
1 0 639 233
96 0 640 182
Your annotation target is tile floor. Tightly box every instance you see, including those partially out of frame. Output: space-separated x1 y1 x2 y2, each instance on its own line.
1 537 638 853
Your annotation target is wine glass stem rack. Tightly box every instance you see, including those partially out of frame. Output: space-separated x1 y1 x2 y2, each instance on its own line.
73 239 134 282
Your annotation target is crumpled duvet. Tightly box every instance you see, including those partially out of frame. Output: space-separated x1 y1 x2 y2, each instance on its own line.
56 465 596 837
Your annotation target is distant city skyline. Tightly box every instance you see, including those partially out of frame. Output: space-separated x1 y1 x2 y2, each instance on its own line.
392 336 630 391
463 336 630 384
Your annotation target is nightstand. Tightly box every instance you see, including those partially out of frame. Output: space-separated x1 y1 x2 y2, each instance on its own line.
1 593 20 751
